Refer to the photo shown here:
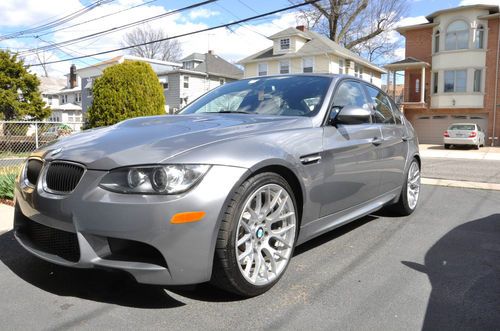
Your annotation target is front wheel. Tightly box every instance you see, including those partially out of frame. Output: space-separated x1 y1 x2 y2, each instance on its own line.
211 173 298 297
391 159 421 216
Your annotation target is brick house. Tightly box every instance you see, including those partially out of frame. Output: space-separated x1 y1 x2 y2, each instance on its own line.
385 5 500 145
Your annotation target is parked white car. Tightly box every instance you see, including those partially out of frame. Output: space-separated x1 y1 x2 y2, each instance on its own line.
443 123 485 149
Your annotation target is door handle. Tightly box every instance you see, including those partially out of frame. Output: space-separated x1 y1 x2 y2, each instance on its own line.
372 137 383 146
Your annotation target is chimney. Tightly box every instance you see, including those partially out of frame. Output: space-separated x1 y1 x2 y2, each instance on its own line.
296 25 306 32
69 64 77 89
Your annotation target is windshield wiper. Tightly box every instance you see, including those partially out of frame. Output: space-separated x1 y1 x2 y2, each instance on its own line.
214 110 253 114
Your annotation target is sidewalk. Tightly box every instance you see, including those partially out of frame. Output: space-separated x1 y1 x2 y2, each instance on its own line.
0 203 13 234
419 144 500 160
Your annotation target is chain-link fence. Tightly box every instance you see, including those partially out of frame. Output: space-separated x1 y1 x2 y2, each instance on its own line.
0 121 84 171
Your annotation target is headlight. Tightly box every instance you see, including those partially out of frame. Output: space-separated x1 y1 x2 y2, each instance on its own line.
99 164 211 194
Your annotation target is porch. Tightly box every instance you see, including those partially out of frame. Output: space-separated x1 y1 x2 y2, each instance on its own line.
384 57 431 110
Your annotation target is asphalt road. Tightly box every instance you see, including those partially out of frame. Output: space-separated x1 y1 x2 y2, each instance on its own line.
0 185 499 331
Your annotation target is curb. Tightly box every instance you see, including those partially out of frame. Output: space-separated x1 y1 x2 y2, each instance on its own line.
421 178 500 191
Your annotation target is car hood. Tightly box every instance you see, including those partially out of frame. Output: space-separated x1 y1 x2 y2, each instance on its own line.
37 114 313 170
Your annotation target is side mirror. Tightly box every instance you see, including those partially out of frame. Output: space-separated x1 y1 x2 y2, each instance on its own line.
330 105 372 125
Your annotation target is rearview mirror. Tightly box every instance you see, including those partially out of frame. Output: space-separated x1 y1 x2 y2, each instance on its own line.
330 105 372 125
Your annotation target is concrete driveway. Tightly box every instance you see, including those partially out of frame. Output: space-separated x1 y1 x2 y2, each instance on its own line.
0 185 499 330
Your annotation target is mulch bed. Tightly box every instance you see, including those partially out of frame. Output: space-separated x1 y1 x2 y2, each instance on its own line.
0 199 14 207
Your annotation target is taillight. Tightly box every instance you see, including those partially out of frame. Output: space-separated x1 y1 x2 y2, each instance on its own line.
443 131 449 137
469 131 477 138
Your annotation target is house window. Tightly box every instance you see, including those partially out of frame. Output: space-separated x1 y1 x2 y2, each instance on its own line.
302 57 313 73
434 29 440 52
415 79 420 93
473 69 482 92
338 59 344 74
258 63 268 76
474 25 484 49
444 70 467 93
183 75 189 88
445 20 469 50
433 72 438 94
279 60 290 74
219 78 225 85
161 77 169 89
76 93 81 102
60 94 67 104
370 72 374 83
47 95 53 105
280 38 290 50
354 63 363 78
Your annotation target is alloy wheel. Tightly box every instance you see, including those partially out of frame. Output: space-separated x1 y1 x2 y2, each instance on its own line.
407 161 420 210
235 184 296 286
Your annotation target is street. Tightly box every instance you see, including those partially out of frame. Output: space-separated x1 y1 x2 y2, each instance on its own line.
0 185 498 330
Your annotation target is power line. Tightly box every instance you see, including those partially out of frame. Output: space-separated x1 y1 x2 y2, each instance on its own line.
0 0 115 41
29 0 319 67
19 0 160 40
18 0 217 56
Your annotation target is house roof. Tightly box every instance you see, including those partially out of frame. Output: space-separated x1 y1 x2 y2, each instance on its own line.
425 4 498 20
159 52 243 79
396 4 499 34
268 27 311 40
181 53 206 62
239 28 386 74
384 57 430 70
192 53 243 79
52 103 82 111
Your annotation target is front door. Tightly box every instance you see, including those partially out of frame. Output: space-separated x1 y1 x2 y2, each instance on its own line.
319 80 383 217
409 73 421 102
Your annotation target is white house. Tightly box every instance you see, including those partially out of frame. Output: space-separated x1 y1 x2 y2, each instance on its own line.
238 26 386 87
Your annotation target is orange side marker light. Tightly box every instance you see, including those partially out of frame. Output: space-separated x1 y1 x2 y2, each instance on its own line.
170 211 206 224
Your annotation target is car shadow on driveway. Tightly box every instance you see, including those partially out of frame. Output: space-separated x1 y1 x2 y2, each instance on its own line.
0 230 185 309
402 214 500 330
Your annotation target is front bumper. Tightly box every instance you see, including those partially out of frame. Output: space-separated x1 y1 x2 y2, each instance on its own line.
14 164 247 285
444 137 478 145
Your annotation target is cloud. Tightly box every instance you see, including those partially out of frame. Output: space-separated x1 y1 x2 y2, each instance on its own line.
0 1 303 77
459 0 499 5
188 8 220 20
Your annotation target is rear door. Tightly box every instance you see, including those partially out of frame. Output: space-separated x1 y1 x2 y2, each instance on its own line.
364 84 408 194
319 80 383 217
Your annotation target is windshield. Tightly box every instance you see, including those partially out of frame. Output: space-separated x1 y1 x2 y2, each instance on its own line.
180 75 332 117
449 124 475 130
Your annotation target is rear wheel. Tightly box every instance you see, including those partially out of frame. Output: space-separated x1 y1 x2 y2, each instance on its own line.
211 173 298 297
391 159 420 216
444 144 451 149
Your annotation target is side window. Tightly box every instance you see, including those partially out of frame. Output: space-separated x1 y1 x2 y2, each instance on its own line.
365 85 395 124
390 100 403 125
332 81 368 109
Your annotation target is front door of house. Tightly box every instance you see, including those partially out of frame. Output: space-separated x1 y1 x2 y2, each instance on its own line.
409 73 421 102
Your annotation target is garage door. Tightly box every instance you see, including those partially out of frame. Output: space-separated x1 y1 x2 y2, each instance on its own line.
412 114 488 144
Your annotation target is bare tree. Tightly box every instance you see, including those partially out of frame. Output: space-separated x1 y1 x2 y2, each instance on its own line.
293 0 408 62
122 24 182 62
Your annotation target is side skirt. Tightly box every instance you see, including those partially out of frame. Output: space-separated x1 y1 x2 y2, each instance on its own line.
296 187 401 245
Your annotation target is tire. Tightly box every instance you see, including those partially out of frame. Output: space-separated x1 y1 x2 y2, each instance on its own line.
444 144 450 149
391 158 421 216
211 172 298 297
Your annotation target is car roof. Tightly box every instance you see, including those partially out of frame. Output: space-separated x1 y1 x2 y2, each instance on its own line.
449 123 477 126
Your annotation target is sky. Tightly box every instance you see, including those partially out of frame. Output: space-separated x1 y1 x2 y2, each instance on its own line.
0 0 498 78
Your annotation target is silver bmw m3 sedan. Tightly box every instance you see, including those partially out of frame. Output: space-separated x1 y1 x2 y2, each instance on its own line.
14 75 420 297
